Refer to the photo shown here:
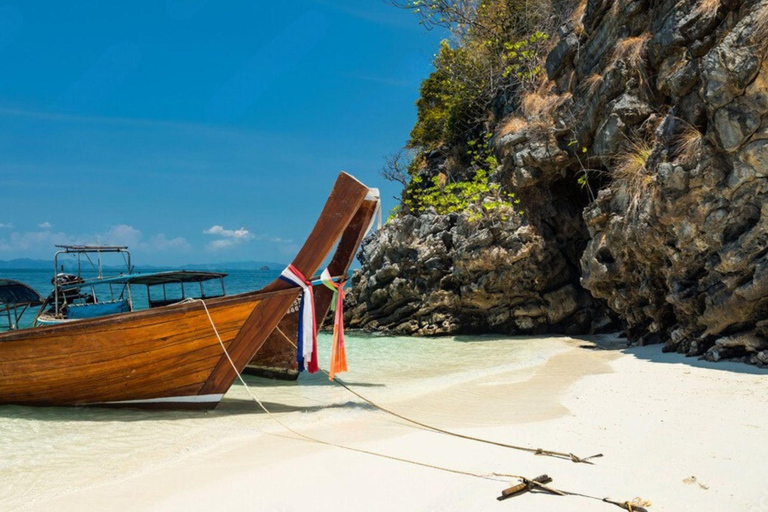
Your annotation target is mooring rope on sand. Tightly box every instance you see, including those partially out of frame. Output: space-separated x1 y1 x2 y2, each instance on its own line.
193 299 647 511
272 325 602 465
192 298 517 483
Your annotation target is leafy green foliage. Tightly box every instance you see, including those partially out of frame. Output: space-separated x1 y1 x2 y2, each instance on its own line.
387 204 402 222
409 30 549 151
409 41 481 150
501 31 549 83
386 0 560 221
402 1 555 151
404 135 520 220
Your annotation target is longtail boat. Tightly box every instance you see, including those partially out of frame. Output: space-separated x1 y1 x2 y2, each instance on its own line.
245 192 379 380
0 172 377 409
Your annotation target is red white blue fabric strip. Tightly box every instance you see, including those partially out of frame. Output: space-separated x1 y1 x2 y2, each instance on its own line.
279 264 318 373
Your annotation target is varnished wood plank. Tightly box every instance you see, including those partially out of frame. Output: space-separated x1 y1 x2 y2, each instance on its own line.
247 198 379 374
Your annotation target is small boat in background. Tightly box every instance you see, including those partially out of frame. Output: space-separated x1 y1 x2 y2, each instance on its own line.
34 244 228 326
0 172 378 409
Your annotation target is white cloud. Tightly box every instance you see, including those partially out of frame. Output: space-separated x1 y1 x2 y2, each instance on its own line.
0 224 189 255
208 238 237 250
37 221 52 229
99 224 143 247
203 225 253 250
0 229 72 252
0 222 13 229
203 225 252 239
97 224 191 252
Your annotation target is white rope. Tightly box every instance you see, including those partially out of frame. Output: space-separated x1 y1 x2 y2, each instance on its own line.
190 298 516 483
270 325 602 464
188 300 638 511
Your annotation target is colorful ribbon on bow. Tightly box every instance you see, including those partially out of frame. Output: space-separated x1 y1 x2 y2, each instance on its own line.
321 268 347 380
279 264 318 373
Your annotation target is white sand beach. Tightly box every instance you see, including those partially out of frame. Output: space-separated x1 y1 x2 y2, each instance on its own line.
13 334 768 512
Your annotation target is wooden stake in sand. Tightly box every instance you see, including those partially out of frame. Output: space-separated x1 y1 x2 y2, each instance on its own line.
497 474 553 500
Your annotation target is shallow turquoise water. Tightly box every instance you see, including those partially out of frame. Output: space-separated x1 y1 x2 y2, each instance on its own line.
0 331 570 511
0 269 571 510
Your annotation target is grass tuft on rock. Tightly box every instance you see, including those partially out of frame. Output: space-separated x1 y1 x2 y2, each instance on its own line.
613 137 655 216
675 123 704 165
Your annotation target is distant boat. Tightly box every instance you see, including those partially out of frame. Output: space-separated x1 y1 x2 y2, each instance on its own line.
33 244 230 326
0 172 378 409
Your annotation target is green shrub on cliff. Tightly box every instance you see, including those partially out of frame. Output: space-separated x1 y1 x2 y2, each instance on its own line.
410 40 486 150
403 135 519 218
401 0 556 155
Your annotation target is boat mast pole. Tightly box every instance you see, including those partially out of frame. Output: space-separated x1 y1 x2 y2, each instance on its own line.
54 250 61 317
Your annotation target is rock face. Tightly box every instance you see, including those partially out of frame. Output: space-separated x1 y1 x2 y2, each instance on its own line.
576 0 768 365
348 0 768 365
346 209 608 336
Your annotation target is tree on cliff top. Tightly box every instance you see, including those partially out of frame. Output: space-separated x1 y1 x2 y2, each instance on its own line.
382 0 561 218
390 0 559 153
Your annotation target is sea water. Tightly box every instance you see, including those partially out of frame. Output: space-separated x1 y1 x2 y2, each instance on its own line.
0 268 280 330
0 269 571 510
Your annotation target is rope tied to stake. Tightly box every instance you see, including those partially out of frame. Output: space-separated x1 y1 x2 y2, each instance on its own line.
495 474 649 511
192 298 648 512
320 268 347 380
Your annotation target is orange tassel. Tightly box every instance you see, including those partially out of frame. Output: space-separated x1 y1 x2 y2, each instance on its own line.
328 282 347 380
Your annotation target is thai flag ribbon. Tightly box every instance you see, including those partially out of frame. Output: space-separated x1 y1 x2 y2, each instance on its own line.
321 269 348 380
279 264 318 373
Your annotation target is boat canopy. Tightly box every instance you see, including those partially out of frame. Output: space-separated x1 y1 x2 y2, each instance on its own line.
55 270 228 291
0 279 43 309
1 279 43 331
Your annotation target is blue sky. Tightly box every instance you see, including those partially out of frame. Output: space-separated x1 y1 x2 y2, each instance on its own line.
0 1 445 265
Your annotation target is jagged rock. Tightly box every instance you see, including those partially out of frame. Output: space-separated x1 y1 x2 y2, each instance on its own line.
714 100 761 151
580 0 768 360
346 208 604 336
546 31 580 80
715 332 768 352
593 114 626 157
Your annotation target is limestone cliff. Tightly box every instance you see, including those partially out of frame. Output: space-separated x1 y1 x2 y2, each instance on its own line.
347 0 768 366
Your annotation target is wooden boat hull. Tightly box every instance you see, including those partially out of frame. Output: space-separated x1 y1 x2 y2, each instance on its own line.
0 172 374 409
0 286 298 408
